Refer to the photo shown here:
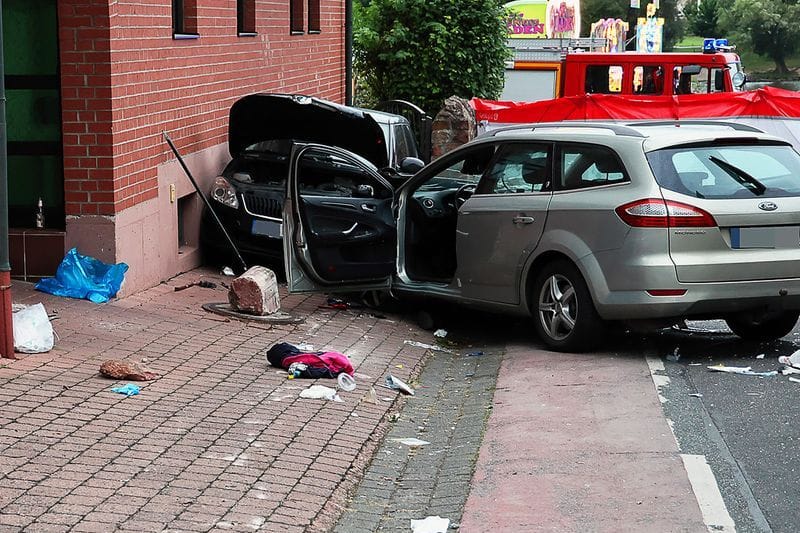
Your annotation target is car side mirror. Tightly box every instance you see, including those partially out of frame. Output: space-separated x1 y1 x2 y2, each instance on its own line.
732 71 746 89
400 157 425 174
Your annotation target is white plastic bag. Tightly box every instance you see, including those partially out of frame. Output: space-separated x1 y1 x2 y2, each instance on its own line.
12 303 54 353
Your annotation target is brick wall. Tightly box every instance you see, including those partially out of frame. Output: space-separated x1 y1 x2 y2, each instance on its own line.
58 0 345 217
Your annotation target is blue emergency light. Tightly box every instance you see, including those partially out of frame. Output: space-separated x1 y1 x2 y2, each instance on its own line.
703 38 731 53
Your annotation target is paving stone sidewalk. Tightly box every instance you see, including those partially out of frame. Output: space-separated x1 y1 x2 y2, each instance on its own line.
334 342 502 532
0 269 437 532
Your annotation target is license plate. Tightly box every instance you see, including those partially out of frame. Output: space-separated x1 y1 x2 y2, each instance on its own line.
251 219 283 238
730 226 799 249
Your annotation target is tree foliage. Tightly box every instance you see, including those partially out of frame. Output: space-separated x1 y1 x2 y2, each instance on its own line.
685 0 721 37
718 0 800 74
354 0 511 115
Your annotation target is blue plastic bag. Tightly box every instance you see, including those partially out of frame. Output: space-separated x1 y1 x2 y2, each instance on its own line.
35 248 129 304
111 383 140 396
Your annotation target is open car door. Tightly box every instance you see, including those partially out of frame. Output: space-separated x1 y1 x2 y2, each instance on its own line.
283 143 397 293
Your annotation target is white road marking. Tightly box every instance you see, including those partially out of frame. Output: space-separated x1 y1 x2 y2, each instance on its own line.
646 355 737 533
681 454 737 533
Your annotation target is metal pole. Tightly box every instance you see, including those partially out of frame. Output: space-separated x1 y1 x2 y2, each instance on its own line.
0 1 15 359
162 132 248 273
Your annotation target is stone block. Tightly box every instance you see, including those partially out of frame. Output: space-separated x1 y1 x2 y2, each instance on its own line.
228 265 280 315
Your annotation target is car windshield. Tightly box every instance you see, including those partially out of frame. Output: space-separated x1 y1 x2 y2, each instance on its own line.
646 142 800 199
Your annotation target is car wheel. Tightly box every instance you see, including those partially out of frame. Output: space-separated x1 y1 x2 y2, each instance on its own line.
532 260 604 352
725 312 799 341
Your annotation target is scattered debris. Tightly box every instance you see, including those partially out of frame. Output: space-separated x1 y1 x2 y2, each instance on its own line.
779 365 800 376
322 297 364 310
35 248 128 304
666 347 680 362
174 280 217 291
222 266 235 276
12 303 54 353
404 340 455 353
789 377 800 384
325 297 349 310
111 383 140 396
707 365 778 377
393 437 430 447
410 516 450 533
433 329 447 338
364 387 378 404
100 360 158 381
466 351 484 357
778 350 800 368
385 375 415 396
689 393 703 398
756 353 765 359
299 385 341 402
337 373 357 392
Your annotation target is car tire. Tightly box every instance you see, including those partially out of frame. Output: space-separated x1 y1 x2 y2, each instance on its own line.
725 311 799 341
532 260 604 352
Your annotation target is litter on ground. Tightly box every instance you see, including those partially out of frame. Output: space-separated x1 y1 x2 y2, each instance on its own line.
778 350 800 368
707 365 778 377
410 516 450 533
433 329 447 338
393 437 430 447
111 383 140 396
385 375 415 395
299 385 342 402
404 340 455 353
12 303 55 353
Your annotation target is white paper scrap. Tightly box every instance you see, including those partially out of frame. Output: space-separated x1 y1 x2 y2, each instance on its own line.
393 438 430 447
410 516 450 533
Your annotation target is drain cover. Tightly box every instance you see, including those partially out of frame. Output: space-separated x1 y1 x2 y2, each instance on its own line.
202 303 304 324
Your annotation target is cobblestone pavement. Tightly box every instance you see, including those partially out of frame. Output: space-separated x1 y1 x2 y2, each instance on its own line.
0 269 436 532
334 341 502 532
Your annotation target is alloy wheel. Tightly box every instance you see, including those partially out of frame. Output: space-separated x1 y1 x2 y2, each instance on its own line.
538 274 577 341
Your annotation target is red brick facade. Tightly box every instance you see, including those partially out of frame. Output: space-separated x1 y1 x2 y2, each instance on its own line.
58 0 345 217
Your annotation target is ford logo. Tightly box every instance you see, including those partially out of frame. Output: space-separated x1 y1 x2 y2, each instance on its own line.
758 201 778 211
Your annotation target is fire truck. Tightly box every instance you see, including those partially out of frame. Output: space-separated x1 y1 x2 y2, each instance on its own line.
501 38 747 102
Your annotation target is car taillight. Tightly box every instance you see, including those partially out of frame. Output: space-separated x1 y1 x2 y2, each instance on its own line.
615 199 716 228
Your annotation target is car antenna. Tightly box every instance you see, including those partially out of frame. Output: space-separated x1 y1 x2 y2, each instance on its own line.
163 131 248 273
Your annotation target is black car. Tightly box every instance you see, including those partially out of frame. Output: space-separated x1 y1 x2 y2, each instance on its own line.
200 94 424 267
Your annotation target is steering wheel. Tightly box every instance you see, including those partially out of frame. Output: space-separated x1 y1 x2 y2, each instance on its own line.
454 184 476 208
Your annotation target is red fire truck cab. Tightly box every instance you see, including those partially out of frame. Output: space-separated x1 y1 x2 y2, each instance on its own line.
502 48 746 102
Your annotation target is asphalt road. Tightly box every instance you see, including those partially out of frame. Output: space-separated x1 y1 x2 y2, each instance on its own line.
410 304 798 533
634 321 799 533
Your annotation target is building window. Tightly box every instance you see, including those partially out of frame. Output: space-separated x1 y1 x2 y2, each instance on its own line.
173 0 199 38
238 0 256 34
290 0 304 33
308 0 320 33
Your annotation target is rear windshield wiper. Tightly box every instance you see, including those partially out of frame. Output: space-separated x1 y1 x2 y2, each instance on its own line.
708 155 766 196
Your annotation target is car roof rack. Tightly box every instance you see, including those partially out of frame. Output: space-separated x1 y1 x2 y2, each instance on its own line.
487 122 646 138
625 120 764 133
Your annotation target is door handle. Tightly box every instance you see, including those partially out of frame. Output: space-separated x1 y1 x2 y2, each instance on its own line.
512 216 534 225
361 203 376 213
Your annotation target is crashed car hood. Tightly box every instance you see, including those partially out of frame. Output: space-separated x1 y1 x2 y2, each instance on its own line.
229 94 389 168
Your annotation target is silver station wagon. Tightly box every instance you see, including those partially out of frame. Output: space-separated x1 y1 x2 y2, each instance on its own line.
282 120 800 351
